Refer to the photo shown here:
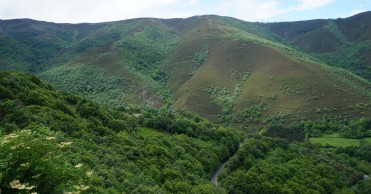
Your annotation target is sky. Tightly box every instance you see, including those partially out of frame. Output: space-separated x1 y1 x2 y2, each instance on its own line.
0 0 370 23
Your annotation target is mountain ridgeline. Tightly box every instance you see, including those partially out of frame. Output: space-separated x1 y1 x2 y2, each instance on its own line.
1 12 371 193
0 13 371 123
260 11 371 80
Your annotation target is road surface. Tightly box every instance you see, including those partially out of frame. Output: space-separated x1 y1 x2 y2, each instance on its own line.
211 161 228 186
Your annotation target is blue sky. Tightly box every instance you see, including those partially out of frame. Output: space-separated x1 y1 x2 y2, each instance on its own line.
0 0 370 23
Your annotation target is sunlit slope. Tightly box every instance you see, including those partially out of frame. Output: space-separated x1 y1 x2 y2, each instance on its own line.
0 15 370 122
169 16 371 121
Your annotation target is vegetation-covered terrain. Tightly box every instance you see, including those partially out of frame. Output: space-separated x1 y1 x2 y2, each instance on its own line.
0 72 370 193
0 14 370 123
0 72 241 193
218 136 371 194
261 11 371 81
0 11 371 193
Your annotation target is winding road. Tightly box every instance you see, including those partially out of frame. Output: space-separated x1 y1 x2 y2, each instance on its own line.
211 143 243 186
211 161 228 186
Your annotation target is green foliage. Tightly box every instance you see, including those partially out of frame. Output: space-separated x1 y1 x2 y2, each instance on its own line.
216 16 285 43
0 20 76 73
324 20 349 45
0 72 240 193
320 20 371 81
1 15 371 192
40 64 130 107
264 123 306 142
0 126 92 193
1 72 370 193
315 41 371 81
117 24 178 72
218 102 266 124
341 118 371 138
205 71 249 113
289 118 371 139
336 141 371 163
0 19 180 108
220 136 370 194
204 87 236 112
152 69 169 82
188 50 209 75
115 23 178 102
193 50 209 66
354 180 371 194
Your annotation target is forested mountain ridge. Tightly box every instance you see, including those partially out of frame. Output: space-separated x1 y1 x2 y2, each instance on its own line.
1 14 371 123
1 72 371 193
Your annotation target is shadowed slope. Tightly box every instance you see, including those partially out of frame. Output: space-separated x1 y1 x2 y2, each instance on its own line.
262 11 371 81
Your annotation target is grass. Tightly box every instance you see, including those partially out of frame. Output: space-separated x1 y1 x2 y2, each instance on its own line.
309 137 360 147
172 17 371 121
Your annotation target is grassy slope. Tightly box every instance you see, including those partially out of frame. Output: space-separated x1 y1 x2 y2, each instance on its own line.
0 18 179 107
169 16 371 121
309 133 371 147
0 16 370 123
169 17 250 120
261 11 371 81
309 137 361 147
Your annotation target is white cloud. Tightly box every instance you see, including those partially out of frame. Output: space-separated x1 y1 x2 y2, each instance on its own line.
219 0 286 21
0 0 183 23
337 9 365 18
185 0 198 5
295 0 336 11
0 0 350 23
216 0 338 22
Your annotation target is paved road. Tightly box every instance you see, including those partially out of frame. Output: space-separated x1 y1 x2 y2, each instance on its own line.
211 161 228 186
211 143 243 186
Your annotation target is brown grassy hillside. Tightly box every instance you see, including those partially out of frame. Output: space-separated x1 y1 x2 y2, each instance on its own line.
0 15 370 123
166 16 371 121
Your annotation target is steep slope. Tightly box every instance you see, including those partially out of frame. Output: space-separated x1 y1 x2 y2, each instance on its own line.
2 72 371 193
0 15 370 123
261 11 371 81
0 72 240 193
0 18 177 107
167 16 371 121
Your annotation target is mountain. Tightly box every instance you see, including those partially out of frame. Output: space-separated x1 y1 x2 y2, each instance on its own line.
0 14 370 123
1 72 371 193
260 11 371 81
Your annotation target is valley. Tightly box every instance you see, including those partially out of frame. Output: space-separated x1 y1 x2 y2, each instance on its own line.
0 11 371 193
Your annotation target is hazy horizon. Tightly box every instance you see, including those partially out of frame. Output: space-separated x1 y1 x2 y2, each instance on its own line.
0 0 370 24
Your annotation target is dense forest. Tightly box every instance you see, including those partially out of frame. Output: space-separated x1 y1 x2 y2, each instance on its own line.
1 72 370 193
0 72 241 193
